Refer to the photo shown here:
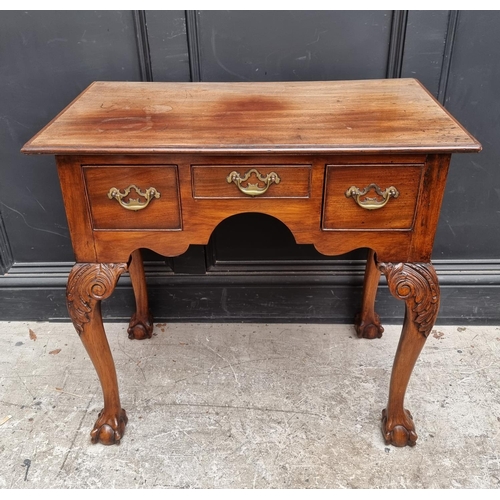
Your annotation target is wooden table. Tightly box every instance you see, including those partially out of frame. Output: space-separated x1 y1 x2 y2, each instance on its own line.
22 79 481 447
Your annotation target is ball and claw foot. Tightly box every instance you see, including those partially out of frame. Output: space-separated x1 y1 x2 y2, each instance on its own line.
90 408 128 445
382 408 418 447
127 311 154 340
354 313 384 339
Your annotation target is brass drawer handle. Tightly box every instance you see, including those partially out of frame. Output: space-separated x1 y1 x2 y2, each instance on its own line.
226 168 281 197
345 183 399 210
107 184 161 211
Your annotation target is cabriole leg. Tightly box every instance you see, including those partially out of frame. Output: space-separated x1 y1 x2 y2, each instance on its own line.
127 249 154 340
378 262 440 447
355 249 384 339
67 262 129 445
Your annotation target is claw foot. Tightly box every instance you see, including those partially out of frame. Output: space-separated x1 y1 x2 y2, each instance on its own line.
354 313 384 339
127 311 154 340
90 408 128 445
382 408 418 447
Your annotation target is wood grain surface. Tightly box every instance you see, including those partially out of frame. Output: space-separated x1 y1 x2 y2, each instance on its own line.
22 79 481 155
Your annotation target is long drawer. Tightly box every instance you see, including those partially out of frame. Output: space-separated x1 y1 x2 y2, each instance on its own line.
192 164 312 199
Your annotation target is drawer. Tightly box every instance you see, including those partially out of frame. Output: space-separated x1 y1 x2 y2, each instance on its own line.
322 164 423 230
83 166 181 230
192 164 311 199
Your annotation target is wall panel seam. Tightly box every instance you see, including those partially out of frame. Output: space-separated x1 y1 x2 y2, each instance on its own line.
387 10 408 79
134 10 154 82
185 10 202 82
0 211 14 275
438 10 460 104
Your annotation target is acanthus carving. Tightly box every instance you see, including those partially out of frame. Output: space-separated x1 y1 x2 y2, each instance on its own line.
377 262 440 338
67 263 128 335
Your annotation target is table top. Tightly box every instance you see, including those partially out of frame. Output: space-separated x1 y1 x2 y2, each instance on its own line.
22 79 481 156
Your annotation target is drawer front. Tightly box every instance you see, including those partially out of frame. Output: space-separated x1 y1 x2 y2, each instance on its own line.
83 166 181 230
192 164 311 199
322 164 423 230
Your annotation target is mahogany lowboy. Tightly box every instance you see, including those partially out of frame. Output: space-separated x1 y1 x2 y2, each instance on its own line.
22 79 481 447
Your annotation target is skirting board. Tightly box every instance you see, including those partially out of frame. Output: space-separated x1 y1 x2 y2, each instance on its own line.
0 260 499 325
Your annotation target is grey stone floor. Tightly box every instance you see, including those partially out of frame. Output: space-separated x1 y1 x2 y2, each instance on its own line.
0 320 499 489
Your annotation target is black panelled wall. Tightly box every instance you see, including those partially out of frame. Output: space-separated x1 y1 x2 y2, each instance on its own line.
0 11 499 323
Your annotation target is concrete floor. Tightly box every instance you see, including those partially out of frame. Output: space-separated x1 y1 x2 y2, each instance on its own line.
0 320 499 489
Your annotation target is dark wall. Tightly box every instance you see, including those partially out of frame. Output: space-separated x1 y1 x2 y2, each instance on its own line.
1 11 499 323
0 11 141 265
195 11 392 81
434 11 500 259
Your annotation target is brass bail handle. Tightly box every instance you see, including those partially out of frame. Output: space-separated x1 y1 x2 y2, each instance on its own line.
345 183 399 210
107 184 161 211
226 168 281 197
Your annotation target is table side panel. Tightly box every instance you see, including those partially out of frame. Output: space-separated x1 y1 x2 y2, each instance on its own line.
408 154 451 261
56 156 96 261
